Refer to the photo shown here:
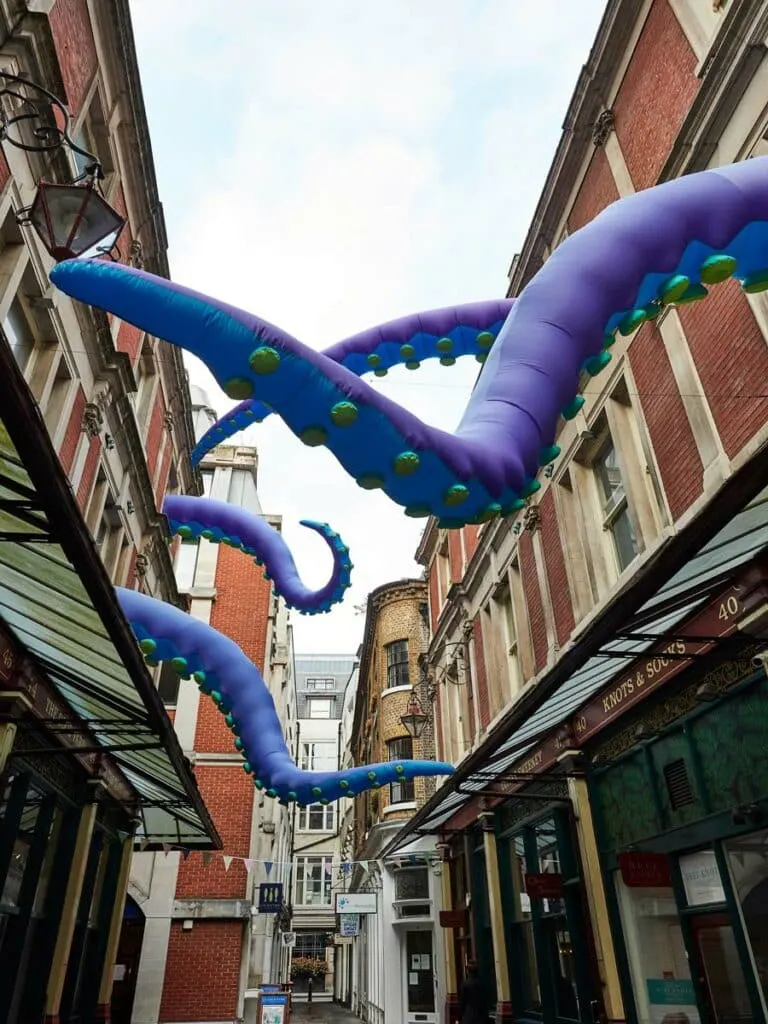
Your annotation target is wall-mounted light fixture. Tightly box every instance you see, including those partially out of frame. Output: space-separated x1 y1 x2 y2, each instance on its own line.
0 70 125 261
400 689 429 740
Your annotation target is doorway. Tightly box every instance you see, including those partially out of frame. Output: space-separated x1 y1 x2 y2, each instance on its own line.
405 929 436 1023
110 896 145 1024
688 913 752 1023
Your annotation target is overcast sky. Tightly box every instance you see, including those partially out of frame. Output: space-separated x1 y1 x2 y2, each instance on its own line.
128 1 607 655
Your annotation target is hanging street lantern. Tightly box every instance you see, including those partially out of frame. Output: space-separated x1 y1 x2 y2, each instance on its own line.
26 177 125 261
400 690 429 740
0 70 125 261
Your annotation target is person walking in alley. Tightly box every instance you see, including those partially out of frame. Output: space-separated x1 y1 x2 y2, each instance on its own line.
459 961 491 1024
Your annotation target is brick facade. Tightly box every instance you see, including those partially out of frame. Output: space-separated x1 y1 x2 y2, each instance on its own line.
677 280 768 459
568 148 619 234
629 321 704 519
161 521 274 1022
538 490 575 647
49 0 98 115
58 385 85 475
354 580 432 849
159 921 244 1023
174 766 253 900
613 0 699 190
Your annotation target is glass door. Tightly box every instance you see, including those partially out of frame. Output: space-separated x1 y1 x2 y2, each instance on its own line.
405 929 436 1022
688 913 752 1023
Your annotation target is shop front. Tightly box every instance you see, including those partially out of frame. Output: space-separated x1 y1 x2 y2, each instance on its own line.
0 338 220 1022
592 657 768 1024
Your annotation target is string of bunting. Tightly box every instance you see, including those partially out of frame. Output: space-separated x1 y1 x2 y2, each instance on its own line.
137 842 431 876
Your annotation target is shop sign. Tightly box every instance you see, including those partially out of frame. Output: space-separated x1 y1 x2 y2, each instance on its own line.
336 892 376 914
338 913 359 937
678 850 725 906
646 978 700 1024
258 883 284 913
618 852 671 888
524 872 564 899
439 909 469 928
571 585 745 743
257 992 288 1024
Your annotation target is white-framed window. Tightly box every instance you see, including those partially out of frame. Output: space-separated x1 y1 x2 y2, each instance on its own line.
175 538 200 591
298 802 335 832
300 742 337 772
307 697 334 719
305 677 335 691
294 856 333 906
593 434 638 573
386 639 410 688
388 737 414 804
4 296 36 374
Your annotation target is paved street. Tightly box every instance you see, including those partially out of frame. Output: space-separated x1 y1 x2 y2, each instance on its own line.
291 1003 359 1023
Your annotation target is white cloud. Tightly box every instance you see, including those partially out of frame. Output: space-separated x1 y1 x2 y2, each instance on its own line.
128 0 607 652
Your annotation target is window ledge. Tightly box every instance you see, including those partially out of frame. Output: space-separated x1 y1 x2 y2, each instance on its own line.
381 684 413 698
383 802 416 815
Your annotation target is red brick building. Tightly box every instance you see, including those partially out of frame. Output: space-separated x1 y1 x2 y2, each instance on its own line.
128 397 296 1024
391 3 768 1023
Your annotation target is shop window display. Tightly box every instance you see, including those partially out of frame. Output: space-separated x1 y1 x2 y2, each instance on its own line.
615 872 701 1024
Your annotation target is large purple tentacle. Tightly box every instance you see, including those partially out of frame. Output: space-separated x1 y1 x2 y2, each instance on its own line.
50 158 768 528
118 586 453 805
190 300 515 466
164 494 351 614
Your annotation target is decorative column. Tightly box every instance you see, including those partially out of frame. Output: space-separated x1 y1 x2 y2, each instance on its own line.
568 775 626 1024
437 843 459 1024
44 783 101 1024
94 832 135 1022
479 812 513 1024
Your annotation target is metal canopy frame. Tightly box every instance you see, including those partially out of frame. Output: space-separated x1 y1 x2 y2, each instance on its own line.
0 333 221 851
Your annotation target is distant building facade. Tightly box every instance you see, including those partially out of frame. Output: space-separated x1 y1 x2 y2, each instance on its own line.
130 390 296 1024
290 654 357 1002
348 580 447 1024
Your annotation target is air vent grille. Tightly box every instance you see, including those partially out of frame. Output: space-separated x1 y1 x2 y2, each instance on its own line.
663 758 695 810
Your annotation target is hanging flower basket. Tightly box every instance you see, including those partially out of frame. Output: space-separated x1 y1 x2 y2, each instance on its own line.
290 957 326 979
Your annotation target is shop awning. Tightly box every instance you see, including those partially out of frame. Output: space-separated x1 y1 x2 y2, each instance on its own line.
387 479 768 852
0 337 221 850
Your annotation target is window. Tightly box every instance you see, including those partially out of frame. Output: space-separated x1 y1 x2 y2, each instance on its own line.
386 640 410 689
294 857 333 905
388 737 414 803
307 697 334 719
4 298 36 374
395 867 429 901
175 538 200 591
96 493 124 581
301 742 337 772
293 931 329 959
594 437 638 572
158 662 181 705
298 802 335 831
306 677 335 691
43 356 73 441
201 470 214 497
